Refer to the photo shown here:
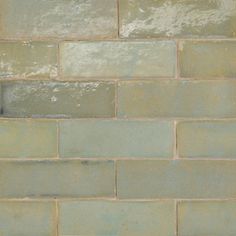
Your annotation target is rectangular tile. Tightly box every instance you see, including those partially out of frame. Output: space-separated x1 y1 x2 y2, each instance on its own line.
0 120 57 158
0 42 57 78
60 41 176 78
0 0 117 39
2 81 115 118
177 121 236 158
118 80 236 118
0 201 55 236
117 160 236 199
59 120 174 158
179 41 236 78
178 201 236 236
0 160 114 198
59 200 175 236
119 0 236 38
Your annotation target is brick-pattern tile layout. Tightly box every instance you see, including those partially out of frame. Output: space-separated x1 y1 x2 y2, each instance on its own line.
1 0 236 235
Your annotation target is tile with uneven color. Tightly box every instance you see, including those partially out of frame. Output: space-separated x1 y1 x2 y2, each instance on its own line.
59 120 174 158
60 41 176 78
0 42 57 78
0 120 57 158
0 160 114 198
117 160 236 199
178 201 236 236
180 41 236 78
119 0 236 38
178 121 236 158
59 200 175 236
2 81 115 118
0 201 55 236
0 0 117 39
118 80 236 118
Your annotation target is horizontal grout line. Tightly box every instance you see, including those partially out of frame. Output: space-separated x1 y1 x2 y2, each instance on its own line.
0 157 236 161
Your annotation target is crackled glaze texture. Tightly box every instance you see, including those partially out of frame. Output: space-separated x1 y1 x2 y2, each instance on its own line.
0 42 57 78
120 0 236 38
60 41 176 78
0 0 117 39
2 81 115 118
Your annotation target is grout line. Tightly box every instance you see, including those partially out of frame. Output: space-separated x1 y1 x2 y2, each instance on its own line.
55 200 59 236
116 0 120 38
175 200 178 236
114 160 118 198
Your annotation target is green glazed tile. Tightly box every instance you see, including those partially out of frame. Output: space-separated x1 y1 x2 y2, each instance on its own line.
60 41 176 78
120 0 236 38
2 81 115 118
0 120 57 158
59 200 175 236
117 160 236 199
180 41 236 78
0 0 117 39
178 121 236 158
118 80 236 118
0 201 55 236
179 201 236 236
0 160 114 198
0 42 57 78
59 120 174 158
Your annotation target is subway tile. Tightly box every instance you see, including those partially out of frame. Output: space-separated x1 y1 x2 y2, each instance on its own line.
59 200 175 236
0 42 57 78
118 80 236 118
179 41 236 78
2 81 115 118
0 160 114 198
178 201 236 236
59 120 174 158
0 201 55 236
117 160 236 199
60 41 176 78
178 121 236 158
0 0 117 39
119 0 236 38
0 120 57 158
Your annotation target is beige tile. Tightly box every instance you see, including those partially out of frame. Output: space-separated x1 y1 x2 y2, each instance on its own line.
0 0 117 39
0 160 114 198
2 81 115 118
119 0 236 38
60 41 176 78
59 200 175 236
180 41 236 78
179 201 236 236
0 120 57 158
0 201 56 236
117 160 236 199
118 80 236 118
0 42 57 78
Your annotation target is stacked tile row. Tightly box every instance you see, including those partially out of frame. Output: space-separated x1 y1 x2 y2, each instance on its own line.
1 0 236 235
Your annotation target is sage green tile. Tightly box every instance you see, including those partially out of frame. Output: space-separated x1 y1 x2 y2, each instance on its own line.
180 41 236 78
0 201 55 236
178 121 236 158
117 160 236 199
0 0 117 39
2 81 115 118
60 41 176 78
118 80 236 118
0 120 57 158
120 0 236 38
179 201 236 236
0 160 114 198
0 84 2 114
59 200 175 236
0 42 57 78
59 120 174 158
